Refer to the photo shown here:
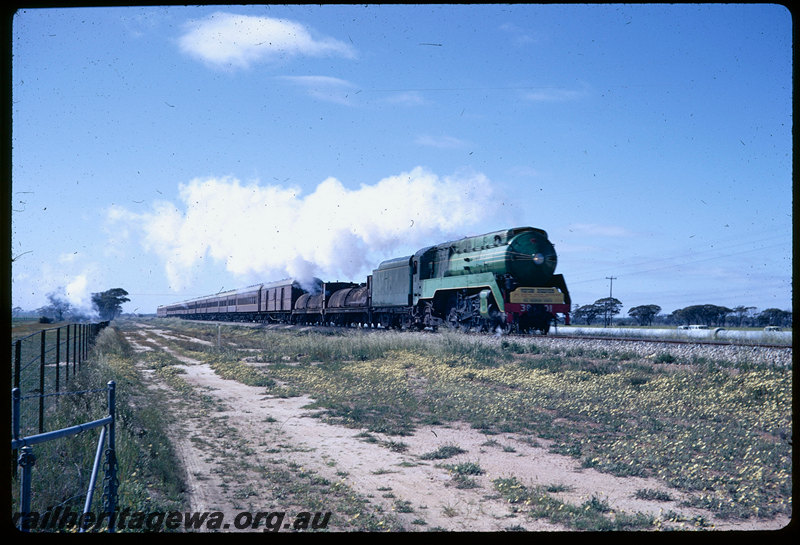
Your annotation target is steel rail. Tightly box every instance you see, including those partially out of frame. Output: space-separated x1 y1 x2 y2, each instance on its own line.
165 317 791 350
545 333 791 350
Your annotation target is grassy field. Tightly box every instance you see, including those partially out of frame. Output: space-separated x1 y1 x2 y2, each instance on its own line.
10 323 187 531
11 318 792 531
150 319 792 523
10 322 408 532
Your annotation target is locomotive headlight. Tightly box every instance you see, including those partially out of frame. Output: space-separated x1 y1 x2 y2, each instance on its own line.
533 253 545 265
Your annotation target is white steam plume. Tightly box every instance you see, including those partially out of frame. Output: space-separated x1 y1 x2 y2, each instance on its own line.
111 167 502 291
34 262 102 319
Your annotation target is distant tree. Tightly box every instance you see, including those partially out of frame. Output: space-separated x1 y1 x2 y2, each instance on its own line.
671 304 734 327
628 304 661 326
732 306 756 327
701 305 733 326
573 304 602 325
683 305 705 325
91 288 130 321
755 308 792 328
667 308 686 326
40 290 74 322
571 304 585 324
594 297 622 327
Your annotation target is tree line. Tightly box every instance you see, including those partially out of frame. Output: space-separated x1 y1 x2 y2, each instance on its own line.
12 288 130 323
571 299 792 328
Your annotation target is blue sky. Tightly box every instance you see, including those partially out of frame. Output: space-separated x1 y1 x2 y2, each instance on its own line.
10 4 793 318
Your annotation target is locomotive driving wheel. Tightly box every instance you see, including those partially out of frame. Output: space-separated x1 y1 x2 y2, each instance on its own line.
445 308 470 332
444 291 478 332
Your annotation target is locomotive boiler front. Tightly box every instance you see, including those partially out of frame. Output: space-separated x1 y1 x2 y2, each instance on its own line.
443 227 558 286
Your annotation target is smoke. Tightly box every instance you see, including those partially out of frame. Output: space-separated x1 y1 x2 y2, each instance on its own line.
111 167 503 291
39 280 99 321
27 257 103 318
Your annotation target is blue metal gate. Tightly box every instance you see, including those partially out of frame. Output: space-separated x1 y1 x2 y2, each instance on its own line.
11 380 118 532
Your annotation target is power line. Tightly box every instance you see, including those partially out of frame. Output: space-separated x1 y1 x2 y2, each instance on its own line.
564 240 789 287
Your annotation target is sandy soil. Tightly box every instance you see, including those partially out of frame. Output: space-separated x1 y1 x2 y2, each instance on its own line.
125 324 791 532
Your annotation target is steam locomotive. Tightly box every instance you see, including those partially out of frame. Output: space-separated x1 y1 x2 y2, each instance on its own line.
157 226 571 334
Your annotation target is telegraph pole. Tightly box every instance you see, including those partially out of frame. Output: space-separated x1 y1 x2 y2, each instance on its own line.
604 276 617 327
606 276 616 299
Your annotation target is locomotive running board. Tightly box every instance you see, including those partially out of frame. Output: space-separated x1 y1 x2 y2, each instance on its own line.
415 272 505 312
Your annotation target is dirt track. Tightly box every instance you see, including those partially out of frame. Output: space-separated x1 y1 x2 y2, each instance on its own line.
125 324 791 532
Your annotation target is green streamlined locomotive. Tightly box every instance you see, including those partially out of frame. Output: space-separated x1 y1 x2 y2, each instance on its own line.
159 226 570 334
371 226 570 333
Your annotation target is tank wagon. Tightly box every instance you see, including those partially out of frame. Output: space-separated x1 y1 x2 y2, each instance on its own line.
293 281 365 325
158 226 570 334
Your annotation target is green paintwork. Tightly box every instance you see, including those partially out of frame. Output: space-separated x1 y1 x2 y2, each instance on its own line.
479 289 490 317
372 227 564 317
442 228 558 286
372 255 412 307
416 273 505 312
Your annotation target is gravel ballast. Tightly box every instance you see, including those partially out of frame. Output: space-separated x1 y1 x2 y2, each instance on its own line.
525 336 793 368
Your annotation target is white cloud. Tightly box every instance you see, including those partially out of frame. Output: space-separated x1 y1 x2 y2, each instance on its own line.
276 75 357 104
508 165 541 178
109 167 501 291
414 134 468 149
522 85 588 103
383 91 427 106
498 23 536 46
58 251 79 263
178 12 356 69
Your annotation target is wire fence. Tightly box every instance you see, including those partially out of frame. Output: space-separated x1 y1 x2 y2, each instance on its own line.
11 322 109 437
10 321 117 532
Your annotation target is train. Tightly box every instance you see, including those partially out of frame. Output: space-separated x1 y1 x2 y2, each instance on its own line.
157 226 571 334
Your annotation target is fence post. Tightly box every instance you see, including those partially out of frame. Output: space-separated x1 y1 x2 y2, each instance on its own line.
14 339 21 390
55 328 61 395
39 330 46 434
65 325 70 383
12 388 20 477
17 446 36 531
103 381 118 532
72 324 77 376
78 324 83 370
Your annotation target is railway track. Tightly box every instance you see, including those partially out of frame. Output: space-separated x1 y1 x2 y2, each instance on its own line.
545 333 792 350
163 317 791 351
